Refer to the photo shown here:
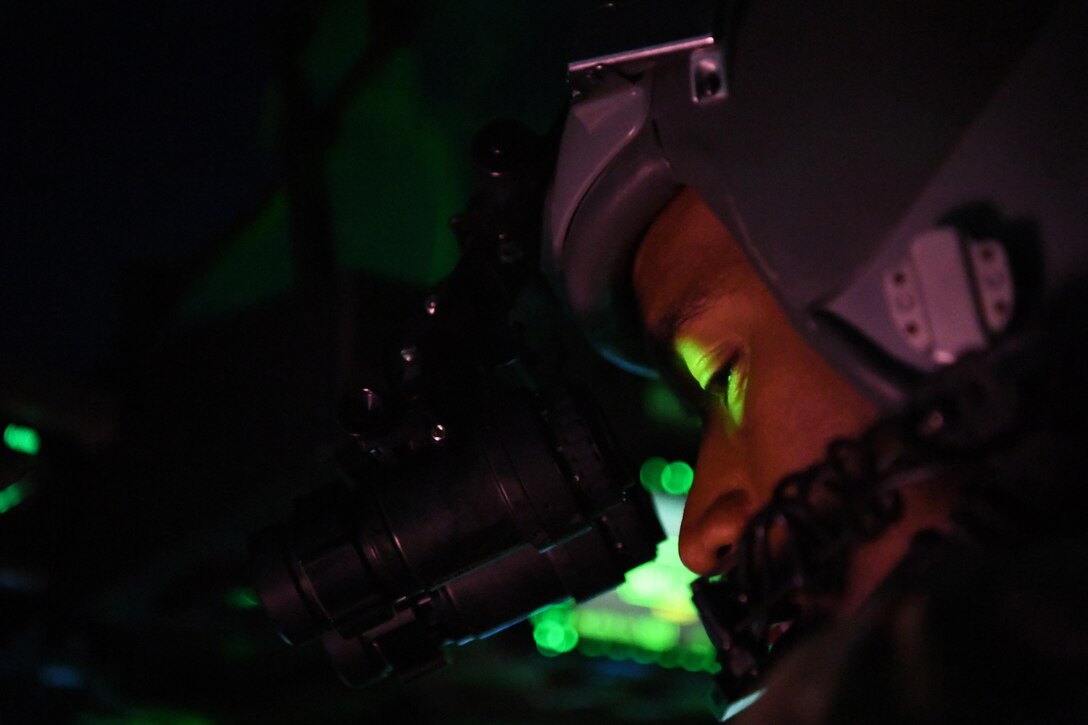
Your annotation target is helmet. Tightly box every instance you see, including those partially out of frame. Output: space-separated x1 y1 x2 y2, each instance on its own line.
543 0 1088 409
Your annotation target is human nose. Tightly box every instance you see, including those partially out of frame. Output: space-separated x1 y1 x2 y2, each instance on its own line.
677 418 756 575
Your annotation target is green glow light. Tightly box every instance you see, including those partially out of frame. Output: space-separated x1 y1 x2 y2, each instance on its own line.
0 483 28 515
569 609 680 653
3 424 40 456
639 457 667 492
643 383 700 430
533 619 578 654
661 461 694 495
616 537 699 622
530 585 722 673
225 587 260 610
633 618 681 652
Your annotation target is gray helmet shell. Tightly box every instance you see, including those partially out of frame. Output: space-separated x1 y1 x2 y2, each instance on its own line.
544 0 1088 409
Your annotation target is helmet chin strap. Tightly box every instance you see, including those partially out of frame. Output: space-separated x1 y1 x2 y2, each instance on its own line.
692 348 1021 720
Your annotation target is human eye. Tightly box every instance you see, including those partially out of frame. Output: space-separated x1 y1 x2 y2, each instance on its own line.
674 338 746 424
702 354 746 427
703 359 735 403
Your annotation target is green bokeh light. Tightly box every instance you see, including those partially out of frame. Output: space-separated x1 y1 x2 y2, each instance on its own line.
661 461 694 495
0 483 28 515
632 618 681 652
533 619 578 654
3 424 40 456
616 536 699 620
530 598 721 672
640 458 694 496
639 457 667 493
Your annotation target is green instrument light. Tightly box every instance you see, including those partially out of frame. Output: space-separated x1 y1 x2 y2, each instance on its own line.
660 461 694 495
616 537 699 621
639 457 668 492
533 619 578 654
632 617 681 652
3 424 40 456
640 457 694 496
531 598 722 672
529 525 722 674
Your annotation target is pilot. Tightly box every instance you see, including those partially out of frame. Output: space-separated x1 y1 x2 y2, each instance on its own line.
544 0 1088 719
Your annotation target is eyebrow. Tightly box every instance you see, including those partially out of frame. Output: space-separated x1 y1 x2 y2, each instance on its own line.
649 290 725 345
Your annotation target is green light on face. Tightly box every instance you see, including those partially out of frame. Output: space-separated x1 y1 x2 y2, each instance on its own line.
676 338 716 391
661 461 694 495
3 424 40 456
725 369 747 428
0 483 28 515
674 337 747 428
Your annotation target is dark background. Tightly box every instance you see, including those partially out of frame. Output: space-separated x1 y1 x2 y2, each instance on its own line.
0 2 708 723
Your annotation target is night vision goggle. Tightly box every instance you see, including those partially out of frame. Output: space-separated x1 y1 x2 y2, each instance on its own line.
248 120 665 688
248 0 1087 721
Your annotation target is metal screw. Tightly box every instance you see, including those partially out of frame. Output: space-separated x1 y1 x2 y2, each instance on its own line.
400 346 417 363
430 424 447 443
424 295 438 316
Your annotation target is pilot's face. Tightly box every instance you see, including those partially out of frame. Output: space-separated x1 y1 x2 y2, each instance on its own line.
633 188 952 612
